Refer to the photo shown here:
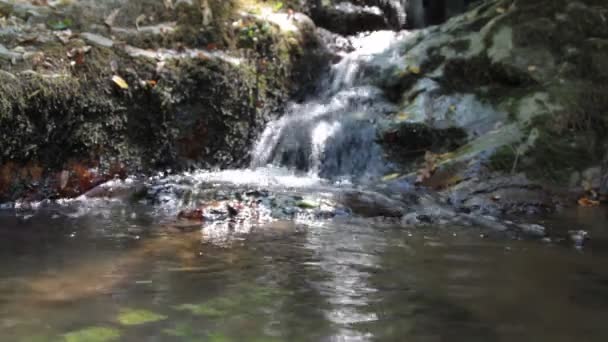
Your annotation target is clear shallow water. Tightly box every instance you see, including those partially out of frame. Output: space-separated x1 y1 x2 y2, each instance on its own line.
1 204 608 342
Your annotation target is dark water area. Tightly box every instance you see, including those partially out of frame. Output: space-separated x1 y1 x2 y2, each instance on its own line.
1 204 608 341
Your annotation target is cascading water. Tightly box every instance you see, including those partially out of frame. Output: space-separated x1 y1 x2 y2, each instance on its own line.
251 30 413 181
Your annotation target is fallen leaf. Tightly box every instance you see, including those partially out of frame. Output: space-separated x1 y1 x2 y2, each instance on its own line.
111 75 129 89
578 197 600 207
408 65 421 74
496 7 506 13
296 199 319 209
381 173 401 182
395 112 410 121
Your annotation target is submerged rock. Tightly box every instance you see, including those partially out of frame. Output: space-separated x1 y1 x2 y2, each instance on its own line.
337 189 406 217
569 229 590 249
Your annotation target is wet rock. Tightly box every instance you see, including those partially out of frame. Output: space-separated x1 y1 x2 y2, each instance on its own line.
373 0 608 201
401 212 421 225
311 2 389 35
581 166 602 190
517 223 546 238
337 189 405 217
0 43 22 61
447 174 555 215
81 178 145 200
316 27 355 57
379 122 467 162
79 32 113 48
601 155 608 199
461 214 508 232
569 230 590 249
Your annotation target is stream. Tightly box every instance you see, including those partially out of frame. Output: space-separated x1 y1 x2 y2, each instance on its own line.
1 26 608 342
0 203 607 341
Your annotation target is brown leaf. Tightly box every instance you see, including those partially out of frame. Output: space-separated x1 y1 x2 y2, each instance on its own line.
578 197 600 207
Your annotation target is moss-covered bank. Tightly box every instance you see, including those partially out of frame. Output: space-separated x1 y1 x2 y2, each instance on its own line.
0 0 326 201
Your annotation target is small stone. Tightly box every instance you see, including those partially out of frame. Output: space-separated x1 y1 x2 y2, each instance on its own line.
518 223 546 238
0 43 23 61
80 32 114 48
568 230 589 248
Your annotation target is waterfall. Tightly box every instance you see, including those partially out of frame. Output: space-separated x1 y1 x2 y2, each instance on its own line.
251 30 413 181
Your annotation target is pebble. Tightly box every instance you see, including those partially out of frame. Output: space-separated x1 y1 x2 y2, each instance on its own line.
568 230 589 248
518 223 546 238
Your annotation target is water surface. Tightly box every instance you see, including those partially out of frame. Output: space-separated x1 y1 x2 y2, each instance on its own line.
1 204 607 342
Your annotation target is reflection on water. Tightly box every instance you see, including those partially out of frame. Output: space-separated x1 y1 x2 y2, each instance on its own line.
0 206 608 341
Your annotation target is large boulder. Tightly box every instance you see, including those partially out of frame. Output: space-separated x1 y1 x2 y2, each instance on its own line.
310 1 390 35
376 0 608 211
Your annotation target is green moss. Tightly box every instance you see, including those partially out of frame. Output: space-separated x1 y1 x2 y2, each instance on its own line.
163 323 199 338
207 332 235 342
117 308 168 326
174 303 230 317
63 327 121 342
489 145 517 171
447 39 471 53
523 131 595 182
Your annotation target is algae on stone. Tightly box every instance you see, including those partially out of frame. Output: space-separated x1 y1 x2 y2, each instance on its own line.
117 308 168 326
63 326 121 342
